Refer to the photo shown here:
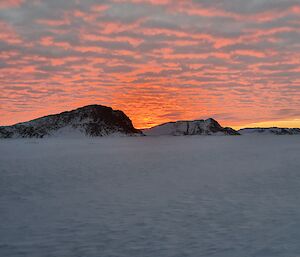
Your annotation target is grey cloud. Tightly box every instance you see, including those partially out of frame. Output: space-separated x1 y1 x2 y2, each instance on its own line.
274 108 300 117
102 65 134 73
0 0 300 126
195 0 299 14
259 64 299 71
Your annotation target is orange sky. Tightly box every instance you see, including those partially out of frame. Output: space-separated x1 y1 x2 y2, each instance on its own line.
1 0 300 129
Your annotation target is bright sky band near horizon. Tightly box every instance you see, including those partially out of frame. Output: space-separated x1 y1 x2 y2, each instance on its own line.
1 0 300 129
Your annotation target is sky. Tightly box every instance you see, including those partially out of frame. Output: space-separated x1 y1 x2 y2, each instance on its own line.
0 0 300 129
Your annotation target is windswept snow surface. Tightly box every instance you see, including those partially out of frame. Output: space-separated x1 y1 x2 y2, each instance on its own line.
1 136 300 257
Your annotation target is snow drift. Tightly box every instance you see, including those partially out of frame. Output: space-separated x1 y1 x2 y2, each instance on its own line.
1 136 300 257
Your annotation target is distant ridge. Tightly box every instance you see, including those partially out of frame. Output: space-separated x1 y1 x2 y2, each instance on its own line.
143 118 240 136
239 127 300 135
0 105 142 138
2 106 300 138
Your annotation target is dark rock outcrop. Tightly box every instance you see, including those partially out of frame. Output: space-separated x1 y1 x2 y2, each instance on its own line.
0 105 142 138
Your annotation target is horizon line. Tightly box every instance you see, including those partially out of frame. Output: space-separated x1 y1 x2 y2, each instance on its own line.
1 105 300 130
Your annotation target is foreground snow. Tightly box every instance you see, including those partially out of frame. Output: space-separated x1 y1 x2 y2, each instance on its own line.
1 136 300 257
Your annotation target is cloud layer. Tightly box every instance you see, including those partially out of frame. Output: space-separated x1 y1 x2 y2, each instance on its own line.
1 0 300 128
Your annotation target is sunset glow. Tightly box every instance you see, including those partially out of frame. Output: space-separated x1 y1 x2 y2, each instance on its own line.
233 119 300 130
1 0 300 128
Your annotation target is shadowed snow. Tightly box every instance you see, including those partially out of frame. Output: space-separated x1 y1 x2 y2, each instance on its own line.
1 136 300 257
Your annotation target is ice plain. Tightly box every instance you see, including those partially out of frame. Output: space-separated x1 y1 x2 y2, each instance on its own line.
1 135 300 257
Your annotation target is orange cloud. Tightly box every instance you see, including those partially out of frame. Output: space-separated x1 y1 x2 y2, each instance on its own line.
0 0 300 128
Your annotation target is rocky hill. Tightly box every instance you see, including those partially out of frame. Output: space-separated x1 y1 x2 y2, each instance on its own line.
143 118 239 136
0 105 142 138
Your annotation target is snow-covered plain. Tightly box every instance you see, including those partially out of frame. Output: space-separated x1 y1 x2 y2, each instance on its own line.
1 136 300 257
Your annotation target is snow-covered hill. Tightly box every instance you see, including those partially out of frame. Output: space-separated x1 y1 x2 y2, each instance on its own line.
239 127 300 135
0 105 142 138
143 118 239 136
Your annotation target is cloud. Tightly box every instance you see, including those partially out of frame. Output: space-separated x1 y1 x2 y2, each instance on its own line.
0 0 23 9
0 0 300 128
